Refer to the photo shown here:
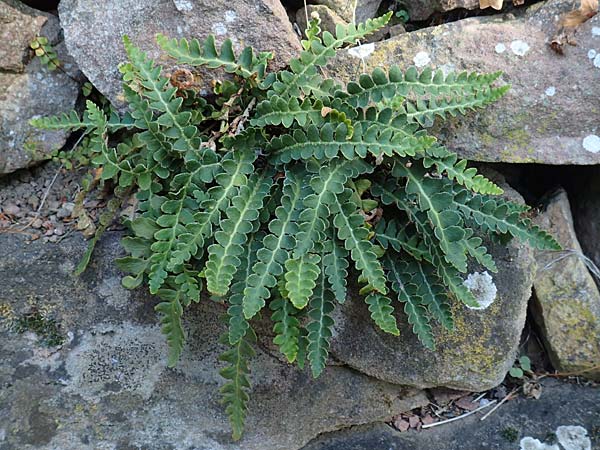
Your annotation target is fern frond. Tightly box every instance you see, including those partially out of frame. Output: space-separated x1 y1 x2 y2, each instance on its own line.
338 65 503 108
294 158 370 257
155 286 186 366
242 169 304 319
322 230 349 303
284 253 321 309
219 326 256 441
423 149 503 195
384 254 435 350
332 188 387 293
157 34 271 80
411 260 454 330
374 218 430 262
269 120 423 165
270 293 302 363
365 292 400 336
394 162 468 273
228 232 263 345
266 13 392 98
170 149 256 267
400 86 510 127
306 265 335 378
205 172 272 296
462 228 497 273
123 35 201 153
453 189 561 250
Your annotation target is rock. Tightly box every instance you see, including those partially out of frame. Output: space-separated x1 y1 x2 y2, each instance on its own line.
309 0 383 23
296 5 347 36
329 177 536 391
405 0 508 21
329 0 600 164
0 232 428 450
0 1 80 176
0 0 47 72
532 188 600 380
58 0 301 108
301 379 600 450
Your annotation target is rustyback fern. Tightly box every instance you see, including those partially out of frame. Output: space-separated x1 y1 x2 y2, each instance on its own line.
32 12 560 440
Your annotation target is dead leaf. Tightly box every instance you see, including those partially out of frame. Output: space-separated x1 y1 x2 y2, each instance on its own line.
408 415 420 428
479 0 503 10
393 418 410 432
455 396 478 411
320 106 333 117
421 414 436 426
560 0 598 28
523 381 542 399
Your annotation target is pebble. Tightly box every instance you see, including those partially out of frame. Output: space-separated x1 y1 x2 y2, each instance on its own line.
57 202 75 219
3 203 20 216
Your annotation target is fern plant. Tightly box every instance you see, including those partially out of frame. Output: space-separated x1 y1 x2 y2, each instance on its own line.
31 13 560 440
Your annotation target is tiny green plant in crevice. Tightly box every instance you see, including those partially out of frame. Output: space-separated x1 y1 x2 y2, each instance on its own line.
30 36 61 71
500 427 520 443
509 355 532 378
31 13 560 440
13 311 64 347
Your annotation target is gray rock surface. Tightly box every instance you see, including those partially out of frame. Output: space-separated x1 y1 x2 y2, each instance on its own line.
296 5 347 36
533 188 600 380
0 1 80 176
310 0 382 23
405 0 508 21
58 0 301 108
0 232 428 450
329 177 536 391
329 0 600 164
302 378 600 450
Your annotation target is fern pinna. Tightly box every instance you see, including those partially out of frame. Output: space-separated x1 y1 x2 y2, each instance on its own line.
32 13 560 440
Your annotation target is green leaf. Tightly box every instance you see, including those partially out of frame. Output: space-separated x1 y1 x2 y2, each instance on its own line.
219 327 256 441
306 265 335 378
365 292 400 336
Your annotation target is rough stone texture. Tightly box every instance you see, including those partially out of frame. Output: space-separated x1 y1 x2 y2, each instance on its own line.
0 232 428 450
0 0 47 72
310 0 382 23
329 177 536 391
329 0 600 164
532 188 600 380
296 5 347 36
302 378 600 450
406 0 505 21
58 0 301 108
0 2 80 176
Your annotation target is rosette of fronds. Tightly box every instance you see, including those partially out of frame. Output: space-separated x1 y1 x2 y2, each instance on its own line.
32 13 560 440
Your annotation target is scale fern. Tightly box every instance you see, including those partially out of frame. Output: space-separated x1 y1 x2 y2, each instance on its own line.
32 12 560 440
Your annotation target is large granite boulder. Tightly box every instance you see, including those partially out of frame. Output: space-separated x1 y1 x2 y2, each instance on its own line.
329 177 536 391
308 0 382 23
0 1 80 176
0 232 427 450
58 0 302 108
406 0 508 21
533 188 600 380
329 0 600 164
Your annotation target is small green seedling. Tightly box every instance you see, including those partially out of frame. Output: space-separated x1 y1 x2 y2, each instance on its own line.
509 355 532 378
30 36 61 71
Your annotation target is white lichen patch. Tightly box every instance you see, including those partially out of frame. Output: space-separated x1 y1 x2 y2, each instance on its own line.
495 43 506 54
439 63 456 77
593 26 600 37
463 271 497 310
545 86 556 97
583 134 600 153
347 43 375 59
593 54 600 68
173 0 193 12
556 426 592 450
519 437 559 450
413 51 431 67
211 22 227 36
589 49 597 59
225 10 237 23
510 40 530 56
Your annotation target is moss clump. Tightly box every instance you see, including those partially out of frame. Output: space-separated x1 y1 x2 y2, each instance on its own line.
13 311 64 347
501 427 519 442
